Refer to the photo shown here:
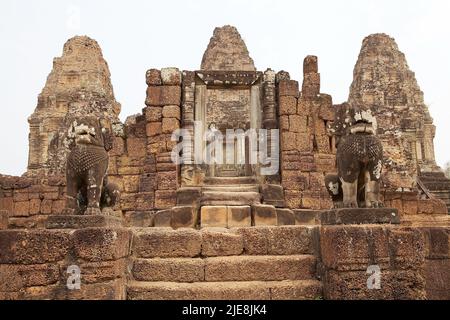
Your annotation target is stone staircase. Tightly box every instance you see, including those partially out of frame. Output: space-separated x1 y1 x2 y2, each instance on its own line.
201 176 261 206
153 176 295 229
418 172 450 214
127 226 323 300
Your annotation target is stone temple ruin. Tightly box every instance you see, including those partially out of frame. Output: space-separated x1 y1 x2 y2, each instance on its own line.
0 26 449 300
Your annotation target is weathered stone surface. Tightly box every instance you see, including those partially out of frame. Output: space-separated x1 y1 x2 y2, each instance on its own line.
127 280 321 300
77 259 127 284
276 208 295 226
0 230 70 264
201 25 255 71
155 190 177 209
127 281 269 300
279 96 297 115
278 80 299 97
235 227 270 255
146 86 181 106
162 105 181 119
227 206 251 228
267 226 314 255
252 204 277 226
424 259 450 300
146 69 162 85
133 228 202 258
200 206 227 228
205 255 315 281
153 210 172 228
321 208 400 225
161 68 182 85
201 228 243 257
123 211 155 227
45 215 123 229
323 269 426 300
132 258 204 282
261 184 286 208
294 209 320 225
0 210 8 230
171 206 197 229
0 264 60 291
72 228 131 262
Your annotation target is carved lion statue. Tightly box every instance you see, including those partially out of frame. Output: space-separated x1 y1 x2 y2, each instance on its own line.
65 116 119 215
326 105 384 208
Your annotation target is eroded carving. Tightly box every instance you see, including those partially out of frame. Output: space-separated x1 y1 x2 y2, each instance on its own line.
327 105 384 208
65 116 117 215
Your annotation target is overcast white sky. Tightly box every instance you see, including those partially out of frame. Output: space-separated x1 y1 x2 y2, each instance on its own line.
0 0 449 176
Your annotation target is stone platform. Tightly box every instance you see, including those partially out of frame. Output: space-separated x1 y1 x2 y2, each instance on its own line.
320 208 400 225
45 215 123 229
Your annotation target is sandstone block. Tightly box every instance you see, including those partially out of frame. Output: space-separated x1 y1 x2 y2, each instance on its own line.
388 228 425 269
201 228 244 257
227 206 251 228
45 215 123 229
294 209 320 225
276 208 295 225
51 200 66 214
324 269 426 300
424 259 450 300
146 69 162 85
155 190 177 209
171 206 197 229
204 255 315 282
133 228 202 258
146 122 162 137
0 210 8 230
278 80 299 97
144 106 163 122
261 184 285 208
12 201 29 217
279 96 297 115
201 206 227 228
156 171 178 190
289 115 308 133
320 208 400 225
320 226 390 271
0 264 60 291
0 230 70 264
176 187 202 206
123 175 140 193
127 138 147 158
285 190 302 209
153 209 172 227
303 55 318 74
146 86 181 106
268 226 313 255
132 258 204 282
162 105 181 119
123 211 155 228
235 227 270 255
72 228 131 262
281 132 297 151
161 67 182 85
161 117 180 134
77 259 127 284
252 204 277 226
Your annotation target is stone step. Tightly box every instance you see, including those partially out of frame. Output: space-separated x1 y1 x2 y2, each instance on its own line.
204 176 257 185
202 185 259 192
201 191 261 206
131 255 316 282
127 280 322 300
132 226 316 259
